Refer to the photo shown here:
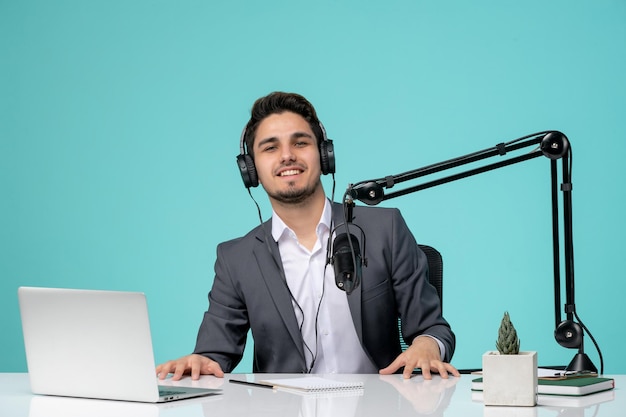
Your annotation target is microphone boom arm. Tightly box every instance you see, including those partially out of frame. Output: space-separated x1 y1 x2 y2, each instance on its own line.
347 130 600 373
350 135 548 205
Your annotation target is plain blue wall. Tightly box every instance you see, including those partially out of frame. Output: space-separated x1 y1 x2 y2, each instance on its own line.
2 0 625 374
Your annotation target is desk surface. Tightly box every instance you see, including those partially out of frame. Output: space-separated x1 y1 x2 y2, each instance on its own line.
0 373 621 417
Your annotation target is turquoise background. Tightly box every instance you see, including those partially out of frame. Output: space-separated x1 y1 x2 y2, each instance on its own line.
2 0 625 374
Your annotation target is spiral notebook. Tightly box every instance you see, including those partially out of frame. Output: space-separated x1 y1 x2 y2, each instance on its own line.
258 377 364 392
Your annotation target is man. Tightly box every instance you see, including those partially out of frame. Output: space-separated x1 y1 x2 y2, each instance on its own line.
157 92 459 380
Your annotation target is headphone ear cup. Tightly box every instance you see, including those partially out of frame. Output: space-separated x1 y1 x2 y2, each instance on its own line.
237 154 259 188
319 139 335 175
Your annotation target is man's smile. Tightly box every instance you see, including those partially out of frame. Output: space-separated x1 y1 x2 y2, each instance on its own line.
278 169 302 177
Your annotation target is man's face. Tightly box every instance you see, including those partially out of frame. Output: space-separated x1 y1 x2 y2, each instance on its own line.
252 111 322 205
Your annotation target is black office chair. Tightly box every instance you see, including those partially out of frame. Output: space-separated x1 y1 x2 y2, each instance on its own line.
398 244 443 351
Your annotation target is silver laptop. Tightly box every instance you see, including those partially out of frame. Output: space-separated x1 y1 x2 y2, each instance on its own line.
18 286 221 403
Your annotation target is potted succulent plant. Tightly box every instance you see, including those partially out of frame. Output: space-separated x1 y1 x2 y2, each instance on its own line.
482 312 537 406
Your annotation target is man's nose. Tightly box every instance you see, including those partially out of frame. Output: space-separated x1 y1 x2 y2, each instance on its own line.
280 146 296 163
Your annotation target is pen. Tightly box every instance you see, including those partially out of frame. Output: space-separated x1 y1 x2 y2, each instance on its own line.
229 379 274 389
553 370 597 378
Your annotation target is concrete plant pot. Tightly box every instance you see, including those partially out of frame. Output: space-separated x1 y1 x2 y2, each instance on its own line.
482 350 538 406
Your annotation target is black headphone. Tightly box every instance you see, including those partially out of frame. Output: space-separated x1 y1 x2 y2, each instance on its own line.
236 120 335 189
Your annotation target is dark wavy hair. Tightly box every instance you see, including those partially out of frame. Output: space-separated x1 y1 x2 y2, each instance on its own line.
243 92 324 158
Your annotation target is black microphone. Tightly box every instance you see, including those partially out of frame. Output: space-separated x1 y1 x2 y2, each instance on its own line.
332 232 362 295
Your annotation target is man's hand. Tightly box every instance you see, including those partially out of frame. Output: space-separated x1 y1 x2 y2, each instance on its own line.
156 354 224 381
379 336 461 380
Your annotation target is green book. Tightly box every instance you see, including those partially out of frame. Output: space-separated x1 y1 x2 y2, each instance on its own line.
471 376 615 396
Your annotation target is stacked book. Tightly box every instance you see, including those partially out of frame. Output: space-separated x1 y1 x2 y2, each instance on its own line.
472 375 614 396
471 371 615 407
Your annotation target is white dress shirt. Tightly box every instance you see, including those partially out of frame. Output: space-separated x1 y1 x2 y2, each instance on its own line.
271 199 377 373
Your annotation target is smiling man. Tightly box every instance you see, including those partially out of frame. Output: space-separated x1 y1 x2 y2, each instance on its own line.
156 92 460 380
254 112 324 210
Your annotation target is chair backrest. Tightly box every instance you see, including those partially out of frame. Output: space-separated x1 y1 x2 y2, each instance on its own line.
398 244 443 351
419 244 443 308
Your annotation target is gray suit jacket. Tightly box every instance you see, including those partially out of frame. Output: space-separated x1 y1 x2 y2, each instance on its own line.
194 202 455 373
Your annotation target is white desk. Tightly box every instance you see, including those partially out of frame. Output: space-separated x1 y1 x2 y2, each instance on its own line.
0 373 621 417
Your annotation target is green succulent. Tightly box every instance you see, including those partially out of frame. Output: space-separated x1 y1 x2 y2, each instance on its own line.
496 311 520 354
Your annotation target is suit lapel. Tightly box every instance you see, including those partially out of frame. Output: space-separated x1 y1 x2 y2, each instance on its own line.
252 224 306 362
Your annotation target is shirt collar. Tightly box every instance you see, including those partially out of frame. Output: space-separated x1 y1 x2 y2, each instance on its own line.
271 199 333 243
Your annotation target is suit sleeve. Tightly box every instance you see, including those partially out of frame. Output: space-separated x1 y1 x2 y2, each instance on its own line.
193 241 250 372
389 209 456 362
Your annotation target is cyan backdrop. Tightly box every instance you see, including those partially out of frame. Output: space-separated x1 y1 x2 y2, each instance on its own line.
2 0 625 374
